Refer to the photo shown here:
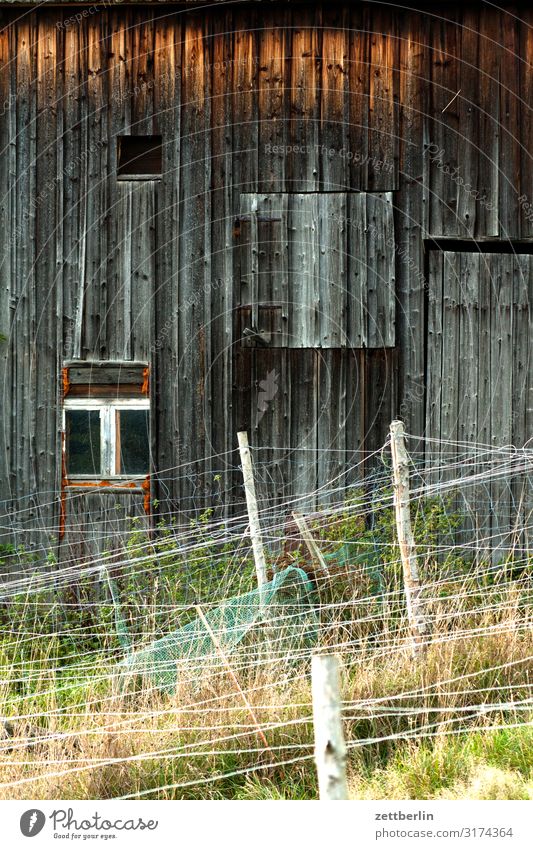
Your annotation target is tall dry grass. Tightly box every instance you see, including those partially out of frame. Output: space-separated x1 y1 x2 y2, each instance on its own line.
0 560 531 800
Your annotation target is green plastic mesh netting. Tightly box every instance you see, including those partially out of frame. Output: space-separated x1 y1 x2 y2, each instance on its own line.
322 542 384 595
104 566 318 694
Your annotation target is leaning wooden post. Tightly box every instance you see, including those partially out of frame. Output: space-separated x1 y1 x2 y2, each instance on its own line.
312 654 348 800
195 605 273 756
389 420 427 653
238 431 268 589
292 511 330 577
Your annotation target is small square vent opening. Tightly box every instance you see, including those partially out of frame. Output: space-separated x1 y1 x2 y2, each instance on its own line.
117 135 162 179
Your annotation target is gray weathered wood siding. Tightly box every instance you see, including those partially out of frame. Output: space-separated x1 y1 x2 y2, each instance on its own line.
426 250 533 549
238 192 395 348
0 3 531 556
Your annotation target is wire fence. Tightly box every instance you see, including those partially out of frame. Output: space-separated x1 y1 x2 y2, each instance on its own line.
0 432 530 798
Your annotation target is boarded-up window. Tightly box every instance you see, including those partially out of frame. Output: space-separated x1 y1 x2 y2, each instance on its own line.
236 192 396 348
425 250 533 547
234 347 397 506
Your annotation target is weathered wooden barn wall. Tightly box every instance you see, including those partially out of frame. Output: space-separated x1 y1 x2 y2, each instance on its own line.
0 2 531 557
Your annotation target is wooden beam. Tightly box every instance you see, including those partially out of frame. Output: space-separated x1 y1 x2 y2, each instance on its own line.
312 654 348 800
292 511 330 577
237 431 268 588
389 420 428 654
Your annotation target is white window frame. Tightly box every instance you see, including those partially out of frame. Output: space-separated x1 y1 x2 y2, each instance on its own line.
63 397 150 480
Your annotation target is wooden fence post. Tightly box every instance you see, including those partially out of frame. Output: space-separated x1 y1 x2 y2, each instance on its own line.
389 420 427 652
237 431 268 589
311 654 348 800
292 511 330 577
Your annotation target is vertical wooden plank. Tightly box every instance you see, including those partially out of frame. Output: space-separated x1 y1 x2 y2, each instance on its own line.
232 16 258 496
288 7 320 192
290 349 317 506
498 13 521 239
397 13 427 437
289 193 319 347
178 14 210 508
476 7 500 237
490 253 513 546
153 14 181 514
425 250 444 486
475 252 494 557
440 252 461 455
232 13 258 195
521 256 533 550
364 349 396 466
378 192 395 347
457 252 479 446
84 13 108 359
456 9 480 235
0 15 14 530
317 350 346 502
17 16 38 536
477 254 492 449
128 12 155 365
250 349 287 508
238 196 253 316
511 255 532 541
210 11 234 515
365 192 378 349
347 7 369 190
257 10 287 192
429 15 460 235
344 350 365 481
457 252 480 539
320 7 348 191
62 20 82 363
519 13 533 238
318 193 347 346
131 11 155 134
346 192 366 348
367 7 398 191
129 183 155 361
34 14 60 543
107 10 133 361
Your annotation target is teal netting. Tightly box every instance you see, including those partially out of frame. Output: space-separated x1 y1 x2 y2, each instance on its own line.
104 566 318 694
323 542 384 594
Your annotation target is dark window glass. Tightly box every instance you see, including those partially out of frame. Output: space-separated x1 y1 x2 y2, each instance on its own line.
117 136 162 178
117 410 149 475
66 410 100 475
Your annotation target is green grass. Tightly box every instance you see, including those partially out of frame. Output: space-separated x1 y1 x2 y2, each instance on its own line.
0 499 531 800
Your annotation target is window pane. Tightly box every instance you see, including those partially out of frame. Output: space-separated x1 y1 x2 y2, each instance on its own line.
66 410 101 475
118 410 149 475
